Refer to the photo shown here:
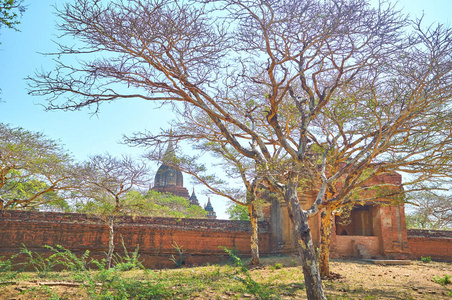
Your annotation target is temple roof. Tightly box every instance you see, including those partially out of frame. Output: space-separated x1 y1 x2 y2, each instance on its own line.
205 198 214 212
189 188 200 206
152 138 188 199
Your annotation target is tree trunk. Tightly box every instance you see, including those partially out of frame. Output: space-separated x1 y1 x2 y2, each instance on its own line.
248 202 260 266
105 215 115 269
284 176 326 300
319 206 334 278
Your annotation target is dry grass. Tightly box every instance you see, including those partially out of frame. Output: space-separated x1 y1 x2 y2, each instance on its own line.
1 257 451 299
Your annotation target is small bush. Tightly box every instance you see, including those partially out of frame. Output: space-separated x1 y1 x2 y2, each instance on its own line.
45 245 90 271
0 254 19 281
112 237 144 271
0 254 18 272
420 256 432 263
19 245 57 277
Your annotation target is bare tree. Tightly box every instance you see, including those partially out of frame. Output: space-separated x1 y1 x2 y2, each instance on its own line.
136 131 264 266
406 188 452 230
28 0 452 297
76 153 149 269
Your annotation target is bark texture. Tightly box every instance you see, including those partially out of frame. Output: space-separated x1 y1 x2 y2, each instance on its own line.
249 202 260 266
105 215 115 269
285 177 326 300
319 207 334 278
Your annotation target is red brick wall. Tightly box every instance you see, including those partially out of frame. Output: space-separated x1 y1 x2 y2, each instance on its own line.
331 236 380 259
0 210 271 268
407 229 452 261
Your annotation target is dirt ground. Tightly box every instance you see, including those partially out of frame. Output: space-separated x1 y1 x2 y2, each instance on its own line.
0 259 451 299
325 260 452 299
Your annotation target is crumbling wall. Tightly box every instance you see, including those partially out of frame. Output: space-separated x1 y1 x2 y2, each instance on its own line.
0 210 271 268
407 229 452 261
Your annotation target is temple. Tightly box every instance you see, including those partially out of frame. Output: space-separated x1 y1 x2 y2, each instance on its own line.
151 139 217 217
151 139 190 199
264 172 413 259
204 198 217 219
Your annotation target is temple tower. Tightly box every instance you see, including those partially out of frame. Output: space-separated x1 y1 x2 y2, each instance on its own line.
204 198 217 219
152 139 190 199
189 188 200 206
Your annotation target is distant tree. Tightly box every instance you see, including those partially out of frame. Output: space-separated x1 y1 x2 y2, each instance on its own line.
227 203 250 221
0 123 76 210
0 0 25 30
114 190 207 219
28 0 452 297
406 190 452 230
75 153 149 269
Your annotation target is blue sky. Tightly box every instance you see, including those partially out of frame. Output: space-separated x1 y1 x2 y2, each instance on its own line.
0 0 450 219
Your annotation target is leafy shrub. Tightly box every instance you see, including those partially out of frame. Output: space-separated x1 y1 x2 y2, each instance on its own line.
19 245 58 277
0 254 19 281
0 254 18 272
44 245 90 271
112 237 144 271
421 256 432 263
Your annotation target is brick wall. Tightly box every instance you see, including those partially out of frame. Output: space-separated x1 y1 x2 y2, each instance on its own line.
0 210 271 268
407 229 452 261
332 236 380 259
2 210 451 267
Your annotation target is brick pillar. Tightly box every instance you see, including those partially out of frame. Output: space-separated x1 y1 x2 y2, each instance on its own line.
378 204 412 259
268 199 297 254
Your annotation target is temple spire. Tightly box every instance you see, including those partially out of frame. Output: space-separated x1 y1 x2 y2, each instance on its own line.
189 188 200 206
162 130 176 163
205 197 217 219
152 133 189 199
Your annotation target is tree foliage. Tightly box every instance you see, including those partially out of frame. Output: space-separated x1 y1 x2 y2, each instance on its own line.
0 123 75 209
0 0 25 31
227 202 250 221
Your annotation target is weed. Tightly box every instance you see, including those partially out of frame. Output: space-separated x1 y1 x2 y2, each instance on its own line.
221 247 276 299
420 256 432 263
0 254 18 272
0 254 19 281
169 242 187 268
44 245 90 271
19 245 58 277
112 236 144 271
432 274 452 286
19 285 62 300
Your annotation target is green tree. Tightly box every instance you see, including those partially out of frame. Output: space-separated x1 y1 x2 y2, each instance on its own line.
0 0 25 30
28 0 452 297
227 203 250 221
118 190 207 219
0 123 76 209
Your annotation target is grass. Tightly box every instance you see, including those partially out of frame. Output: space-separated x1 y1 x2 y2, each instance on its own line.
1 247 451 299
